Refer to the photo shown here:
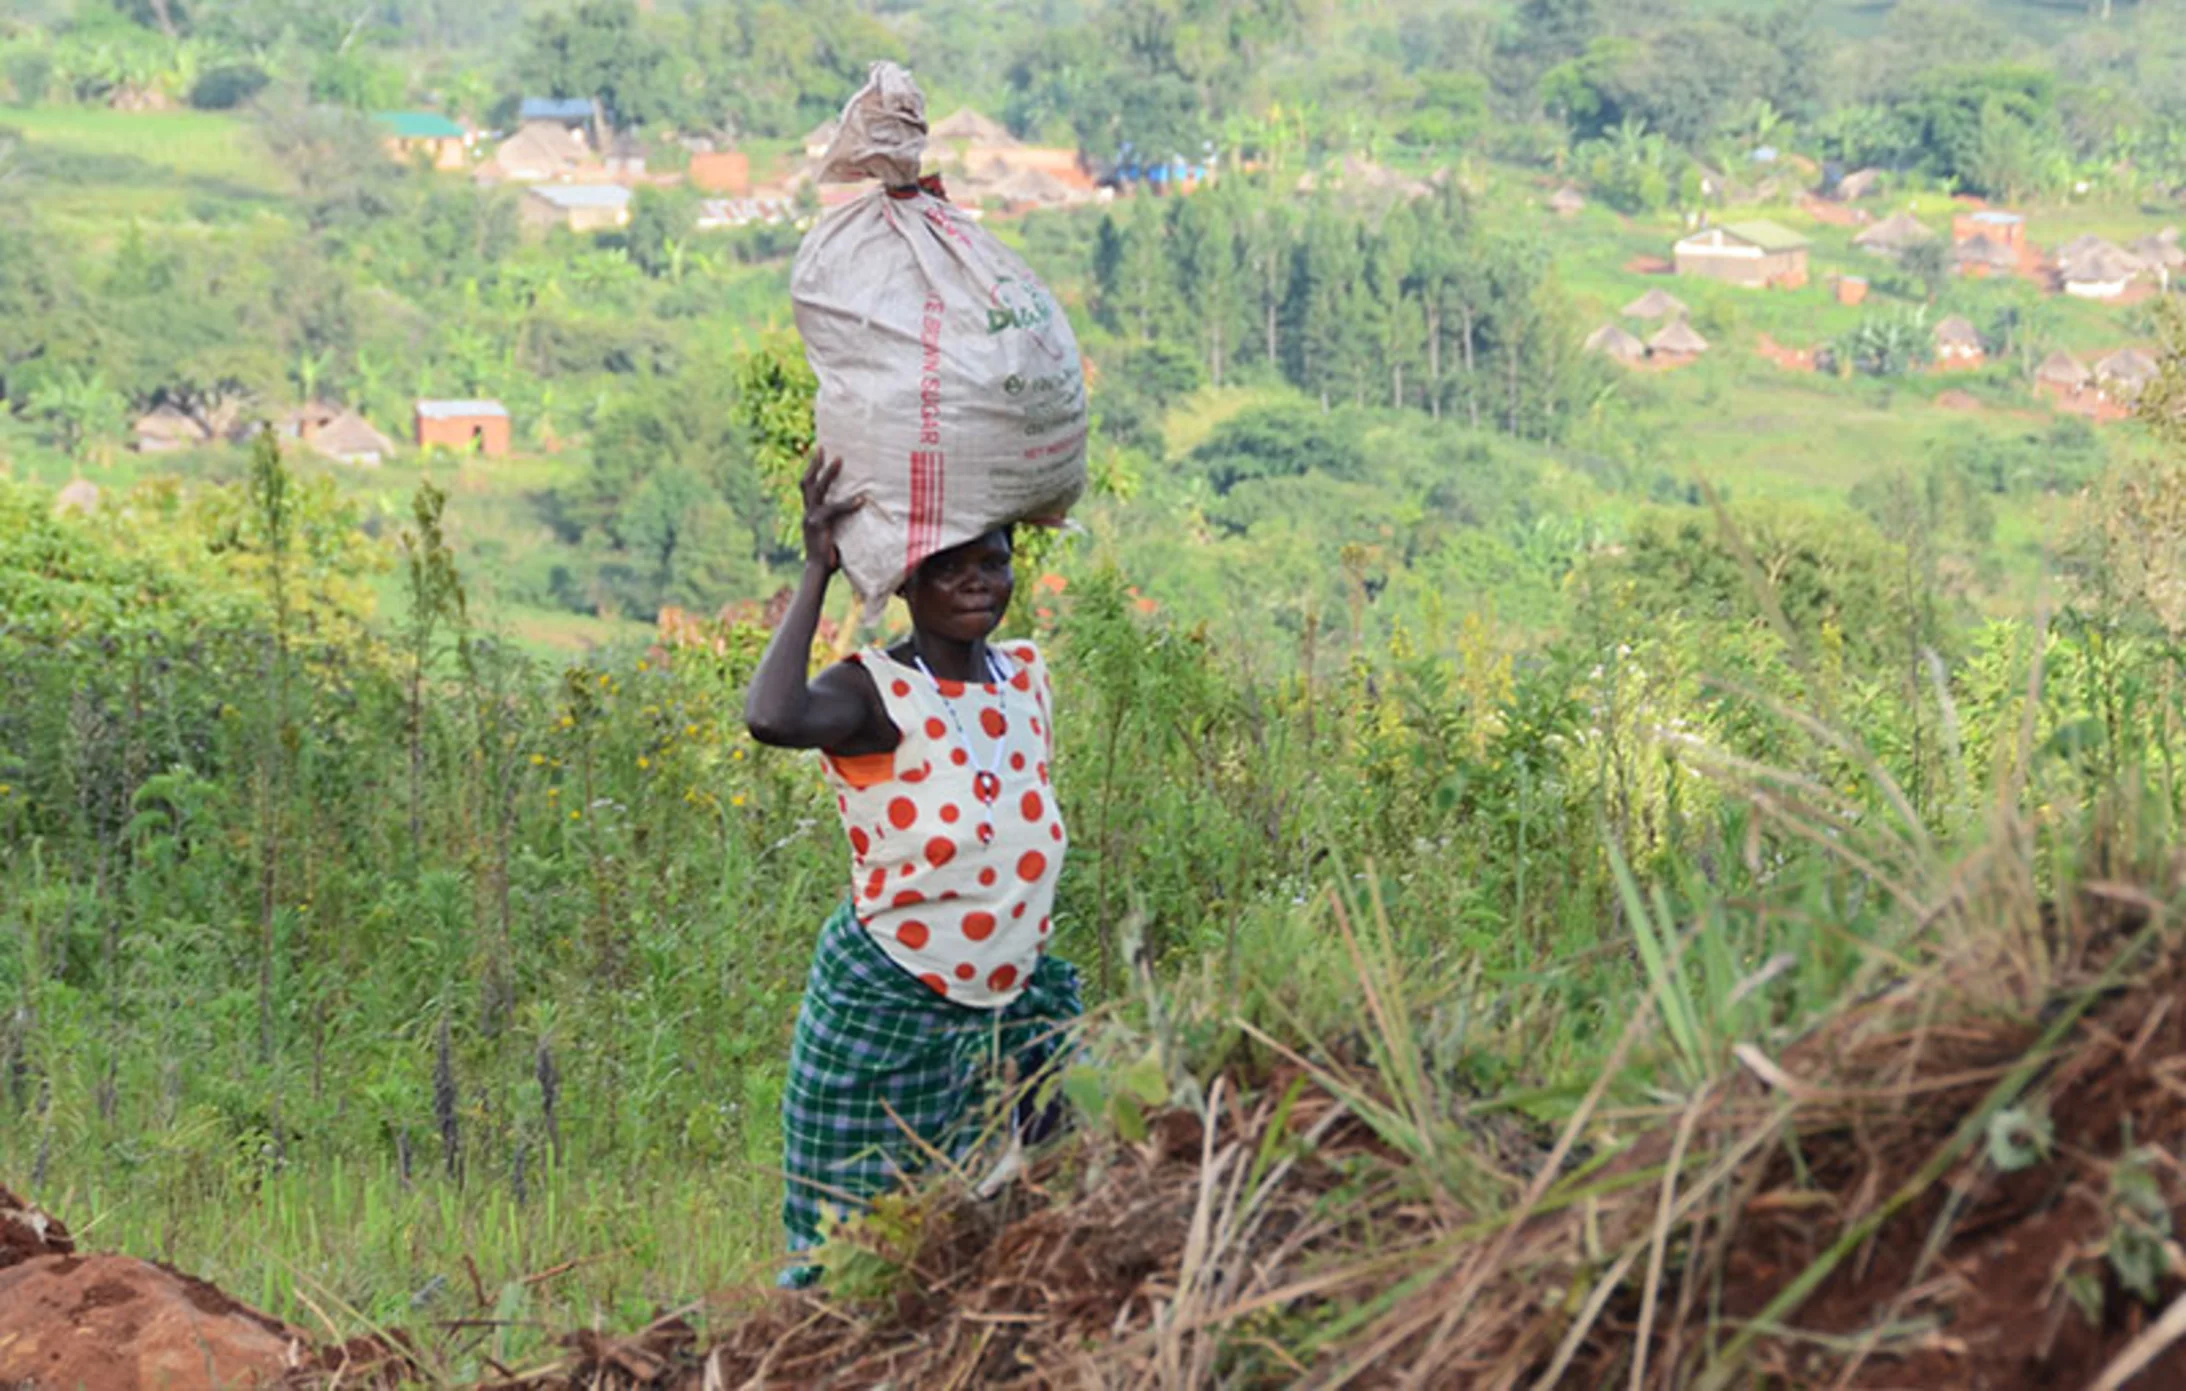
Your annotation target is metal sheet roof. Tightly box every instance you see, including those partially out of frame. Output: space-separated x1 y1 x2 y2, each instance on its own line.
416 400 509 419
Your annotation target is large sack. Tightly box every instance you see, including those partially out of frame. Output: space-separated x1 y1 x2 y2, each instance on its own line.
792 62 1088 617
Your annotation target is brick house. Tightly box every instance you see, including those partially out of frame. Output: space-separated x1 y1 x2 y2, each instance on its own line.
1951 209 2026 255
1673 220 1810 289
415 400 511 456
520 183 632 235
689 150 751 194
373 112 468 171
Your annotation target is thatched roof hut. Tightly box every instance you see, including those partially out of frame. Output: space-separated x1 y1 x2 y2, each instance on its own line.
1934 316 1982 351
309 410 397 466
53 478 100 515
1647 317 1711 357
2035 351 2090 388
1548 185 1586 216
1622 287 1689 320
1853 210 1935 257
2095 347 2159 392
1584 323 1647 361
929 108 1017 148
1832 168 1886 201
1955 233 2019 273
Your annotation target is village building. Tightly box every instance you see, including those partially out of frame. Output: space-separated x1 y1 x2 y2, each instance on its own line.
2036 351 2091 394
53 478 100 516
1954 233 2019 278
274 402 342 442
1835 275 1869 306
485 121 599 183
2129 232 2182 290
519 97 595 139
1547 185 1586 217
1952 209 2027 256
308 410 397 466
131 403 214 454
520 183 632 235
2094 348 2159 402
1647 317 1710 363
1672 220 1810 289
603 131 648 180
373 111 468 171
1584 323 1647 362
415 399 511 456
1852 211 1936 259
1934 315 1985 369
2061 241 2147 300
696 196 794 230
1622 287 1689 320
929 108 1017 150
802 118 840 160
1831 168 1886 201
689 150 750 195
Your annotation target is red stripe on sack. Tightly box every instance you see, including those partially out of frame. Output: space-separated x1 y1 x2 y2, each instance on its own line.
909 293 947 571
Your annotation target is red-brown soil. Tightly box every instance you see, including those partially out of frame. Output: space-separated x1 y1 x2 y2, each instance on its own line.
1624 254 1675 275
1756 333 1817 371
0 1184 407 1390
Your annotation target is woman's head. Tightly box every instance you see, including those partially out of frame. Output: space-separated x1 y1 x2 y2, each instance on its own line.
902 528 1015 644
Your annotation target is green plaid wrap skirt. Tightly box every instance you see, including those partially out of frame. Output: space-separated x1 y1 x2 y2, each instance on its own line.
780 902 1082 1255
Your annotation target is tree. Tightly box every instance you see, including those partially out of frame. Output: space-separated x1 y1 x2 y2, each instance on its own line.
253 89 400 232
624 186 696 279
521 0 678 139
27 367 125 462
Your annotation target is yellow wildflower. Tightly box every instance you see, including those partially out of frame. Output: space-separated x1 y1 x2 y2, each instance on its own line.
569 809 581 820
637 756 651 770
731 794 747 807
530 754 546 766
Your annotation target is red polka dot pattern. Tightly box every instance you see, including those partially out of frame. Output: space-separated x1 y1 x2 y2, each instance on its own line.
827 644 1064 1006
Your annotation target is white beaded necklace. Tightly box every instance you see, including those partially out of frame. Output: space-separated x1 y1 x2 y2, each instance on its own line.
912 645 1010 844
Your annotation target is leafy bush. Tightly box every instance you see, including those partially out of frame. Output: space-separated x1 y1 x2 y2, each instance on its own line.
1188 402 1367 495
188 64 269 111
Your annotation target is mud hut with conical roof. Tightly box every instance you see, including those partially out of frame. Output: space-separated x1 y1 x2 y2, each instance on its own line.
1647 317 1711 364
2036 351 2090 394
1934 315 1985 369
1584 323 1647 363
1622 287 1689 320
2094 348 2159 400
1852 210 1936 259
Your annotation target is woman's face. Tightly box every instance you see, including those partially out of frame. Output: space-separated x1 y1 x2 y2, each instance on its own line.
904 530 1015 644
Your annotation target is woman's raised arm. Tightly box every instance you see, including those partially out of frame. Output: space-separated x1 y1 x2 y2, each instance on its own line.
743 453 888 752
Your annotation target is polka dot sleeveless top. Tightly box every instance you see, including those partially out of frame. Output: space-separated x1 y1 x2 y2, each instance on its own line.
823 642 1066 1008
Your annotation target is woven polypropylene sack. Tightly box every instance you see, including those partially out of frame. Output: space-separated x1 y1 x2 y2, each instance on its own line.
792 62 1088 617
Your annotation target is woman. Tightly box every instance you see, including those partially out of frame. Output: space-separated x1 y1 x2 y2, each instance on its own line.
745 452 1081 1279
